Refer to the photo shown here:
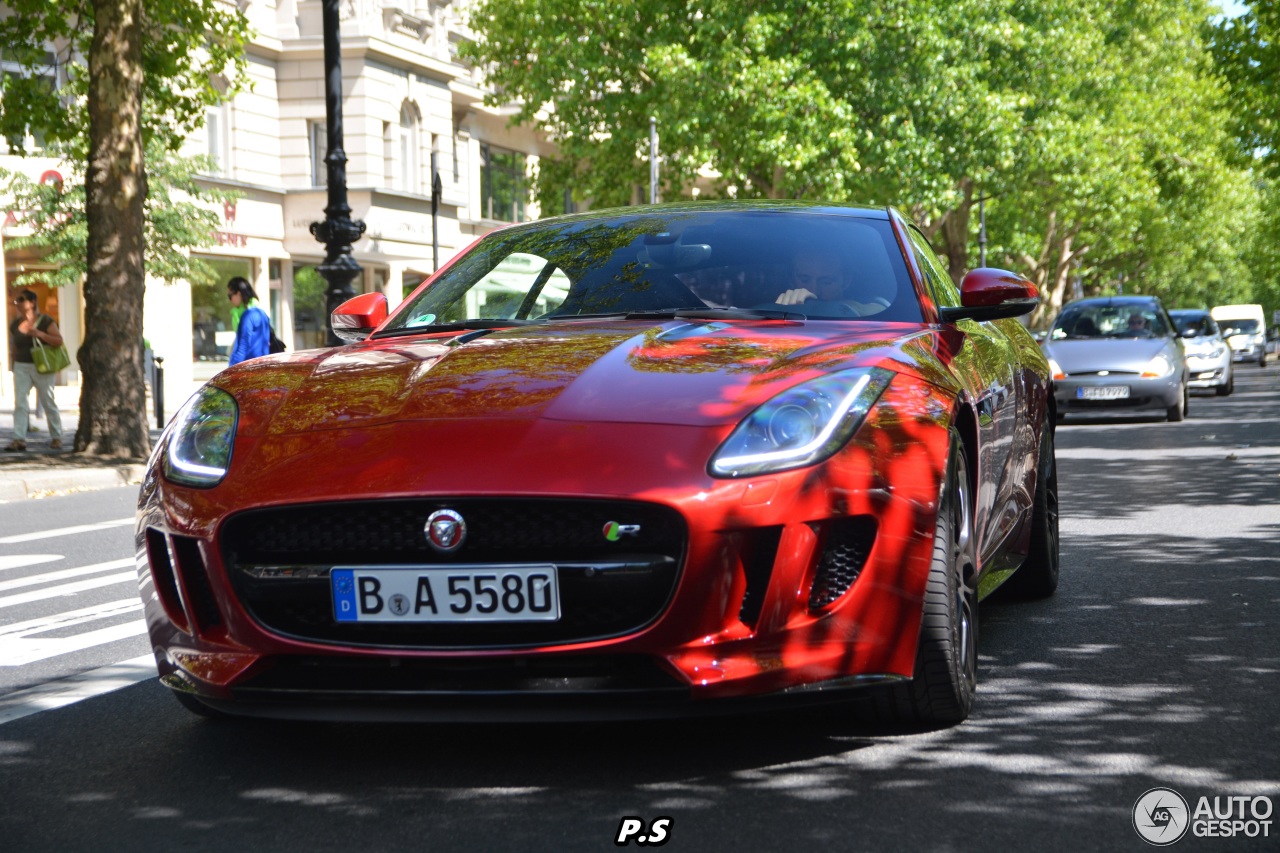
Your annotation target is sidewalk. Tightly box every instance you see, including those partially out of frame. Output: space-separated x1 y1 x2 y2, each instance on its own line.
0 382 195 502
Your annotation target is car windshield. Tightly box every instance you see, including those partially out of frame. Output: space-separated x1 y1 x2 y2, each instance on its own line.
1050 303 1170 339
379 210 922 334
1219 319 1259 336
1170 311 1216 337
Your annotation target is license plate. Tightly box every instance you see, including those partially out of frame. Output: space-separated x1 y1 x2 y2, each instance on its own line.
332 565 560 623
1077 385 1130 400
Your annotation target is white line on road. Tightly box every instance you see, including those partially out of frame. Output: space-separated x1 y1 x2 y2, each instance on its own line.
0 619 148 667
0 517 134 544
0 554 63 573
0 598 143 640
0 654 156 725
0 571 137 610
0 558 135 594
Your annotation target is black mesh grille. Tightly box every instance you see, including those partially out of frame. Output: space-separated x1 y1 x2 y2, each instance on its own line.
808 517 877 610
220 498 687 649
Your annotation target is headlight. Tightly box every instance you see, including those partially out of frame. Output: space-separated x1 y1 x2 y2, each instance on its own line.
1141 354 1174 379
163 386 238 487
709 367 892 478
1047 357 1065 380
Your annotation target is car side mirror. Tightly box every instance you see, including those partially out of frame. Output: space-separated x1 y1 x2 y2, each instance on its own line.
938 268 1040 324
331 292 388 343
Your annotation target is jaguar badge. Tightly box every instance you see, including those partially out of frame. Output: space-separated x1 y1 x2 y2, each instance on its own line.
425 509 466 553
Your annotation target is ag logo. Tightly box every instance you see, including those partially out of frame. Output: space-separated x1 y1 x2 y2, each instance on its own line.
603 521 641 542
1133 787 1190 846
425 509 466 553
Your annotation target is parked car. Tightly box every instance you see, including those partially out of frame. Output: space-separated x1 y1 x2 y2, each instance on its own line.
138 202 1058 728
1169 309 1233 396
1211 303 1268 367
1042 296 1190 421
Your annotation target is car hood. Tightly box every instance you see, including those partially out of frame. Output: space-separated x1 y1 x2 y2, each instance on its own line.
1042 337 1172 374
217 319 940 435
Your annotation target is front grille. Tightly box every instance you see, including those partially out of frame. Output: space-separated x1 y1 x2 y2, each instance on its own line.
808 517 877 610
220 499 686 649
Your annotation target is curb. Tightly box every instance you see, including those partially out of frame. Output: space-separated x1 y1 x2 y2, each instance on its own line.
0 464 146 501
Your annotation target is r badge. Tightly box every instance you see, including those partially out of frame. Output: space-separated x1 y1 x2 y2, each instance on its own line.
603 521 641 542
425 509 467 553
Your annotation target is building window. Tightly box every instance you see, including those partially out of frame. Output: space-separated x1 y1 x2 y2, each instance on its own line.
398 104 420 193
481 143 527 223
383 121 394 187
0 49 57 154
205 102 230 175
310 121 328 187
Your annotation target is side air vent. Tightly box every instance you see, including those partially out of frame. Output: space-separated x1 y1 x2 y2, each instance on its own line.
171 534 224 634
145 528 189 633
738 526 783 628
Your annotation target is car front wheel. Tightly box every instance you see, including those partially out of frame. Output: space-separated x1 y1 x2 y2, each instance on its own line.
875 431 978 728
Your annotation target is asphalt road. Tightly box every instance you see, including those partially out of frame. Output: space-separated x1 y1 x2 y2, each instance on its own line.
1 366 1277 853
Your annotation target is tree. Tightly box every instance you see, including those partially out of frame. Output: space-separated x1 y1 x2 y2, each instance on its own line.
0 0 249 458
464 0 1260 320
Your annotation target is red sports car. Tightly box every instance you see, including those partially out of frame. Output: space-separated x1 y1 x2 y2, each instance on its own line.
137 202 1058 727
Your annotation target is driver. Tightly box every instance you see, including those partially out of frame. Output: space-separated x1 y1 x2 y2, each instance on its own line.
774 247 889 316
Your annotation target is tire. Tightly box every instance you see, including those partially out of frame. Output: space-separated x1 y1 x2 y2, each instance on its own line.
1000 421 1060 599
1216 373 1233 396
172 689 227 719
875 431 978 728
1166 381 1187 422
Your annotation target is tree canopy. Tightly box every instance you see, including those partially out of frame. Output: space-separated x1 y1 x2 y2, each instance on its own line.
465 0 1268 321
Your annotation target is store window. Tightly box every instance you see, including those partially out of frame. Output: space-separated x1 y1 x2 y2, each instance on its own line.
191 256 253 380
481 143 527 223
292 264 330 351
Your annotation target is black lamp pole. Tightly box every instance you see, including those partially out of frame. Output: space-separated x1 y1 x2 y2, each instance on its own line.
310 0 366 346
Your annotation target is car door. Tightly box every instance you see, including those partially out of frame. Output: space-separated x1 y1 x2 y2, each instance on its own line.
906 227 1025 566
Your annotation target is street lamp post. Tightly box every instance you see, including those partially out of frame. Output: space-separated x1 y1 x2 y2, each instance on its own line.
310 0 366 346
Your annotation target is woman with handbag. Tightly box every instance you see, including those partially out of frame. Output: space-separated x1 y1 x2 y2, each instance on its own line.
6 289 66 452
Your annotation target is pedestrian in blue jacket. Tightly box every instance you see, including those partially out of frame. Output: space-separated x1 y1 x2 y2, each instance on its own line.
227 277 272 365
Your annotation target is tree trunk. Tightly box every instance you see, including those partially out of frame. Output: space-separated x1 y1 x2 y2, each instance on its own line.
935 178 974 284
76 0 150 459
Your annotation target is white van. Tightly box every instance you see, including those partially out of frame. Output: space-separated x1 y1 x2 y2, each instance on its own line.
1211 304 1268 366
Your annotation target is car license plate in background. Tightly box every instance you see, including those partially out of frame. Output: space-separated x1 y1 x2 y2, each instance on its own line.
332 565 560 623
1078 385 1130 400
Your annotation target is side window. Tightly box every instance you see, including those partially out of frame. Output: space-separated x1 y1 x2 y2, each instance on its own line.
907 227 961 308
467 252 568 320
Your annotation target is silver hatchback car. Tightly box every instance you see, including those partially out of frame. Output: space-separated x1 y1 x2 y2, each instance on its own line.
1169 309 1233 396
1042 296 1190 422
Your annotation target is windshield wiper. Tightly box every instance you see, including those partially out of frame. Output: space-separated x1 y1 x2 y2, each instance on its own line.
373 318 539 339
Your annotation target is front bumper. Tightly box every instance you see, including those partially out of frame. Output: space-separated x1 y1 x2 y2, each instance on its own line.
1053 372 1182 415
1184 353 1231 389
135 380 956 719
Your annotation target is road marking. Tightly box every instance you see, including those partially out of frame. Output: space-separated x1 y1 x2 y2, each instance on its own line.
0 598 143 640
0 571 137 609
0 654 156 725
0 517 134 544
0 619 147 666
0 554 63 573
0 558 135 593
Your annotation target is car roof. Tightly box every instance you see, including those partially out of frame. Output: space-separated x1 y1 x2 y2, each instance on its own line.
501 200 895 232
1061 296 1163 308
